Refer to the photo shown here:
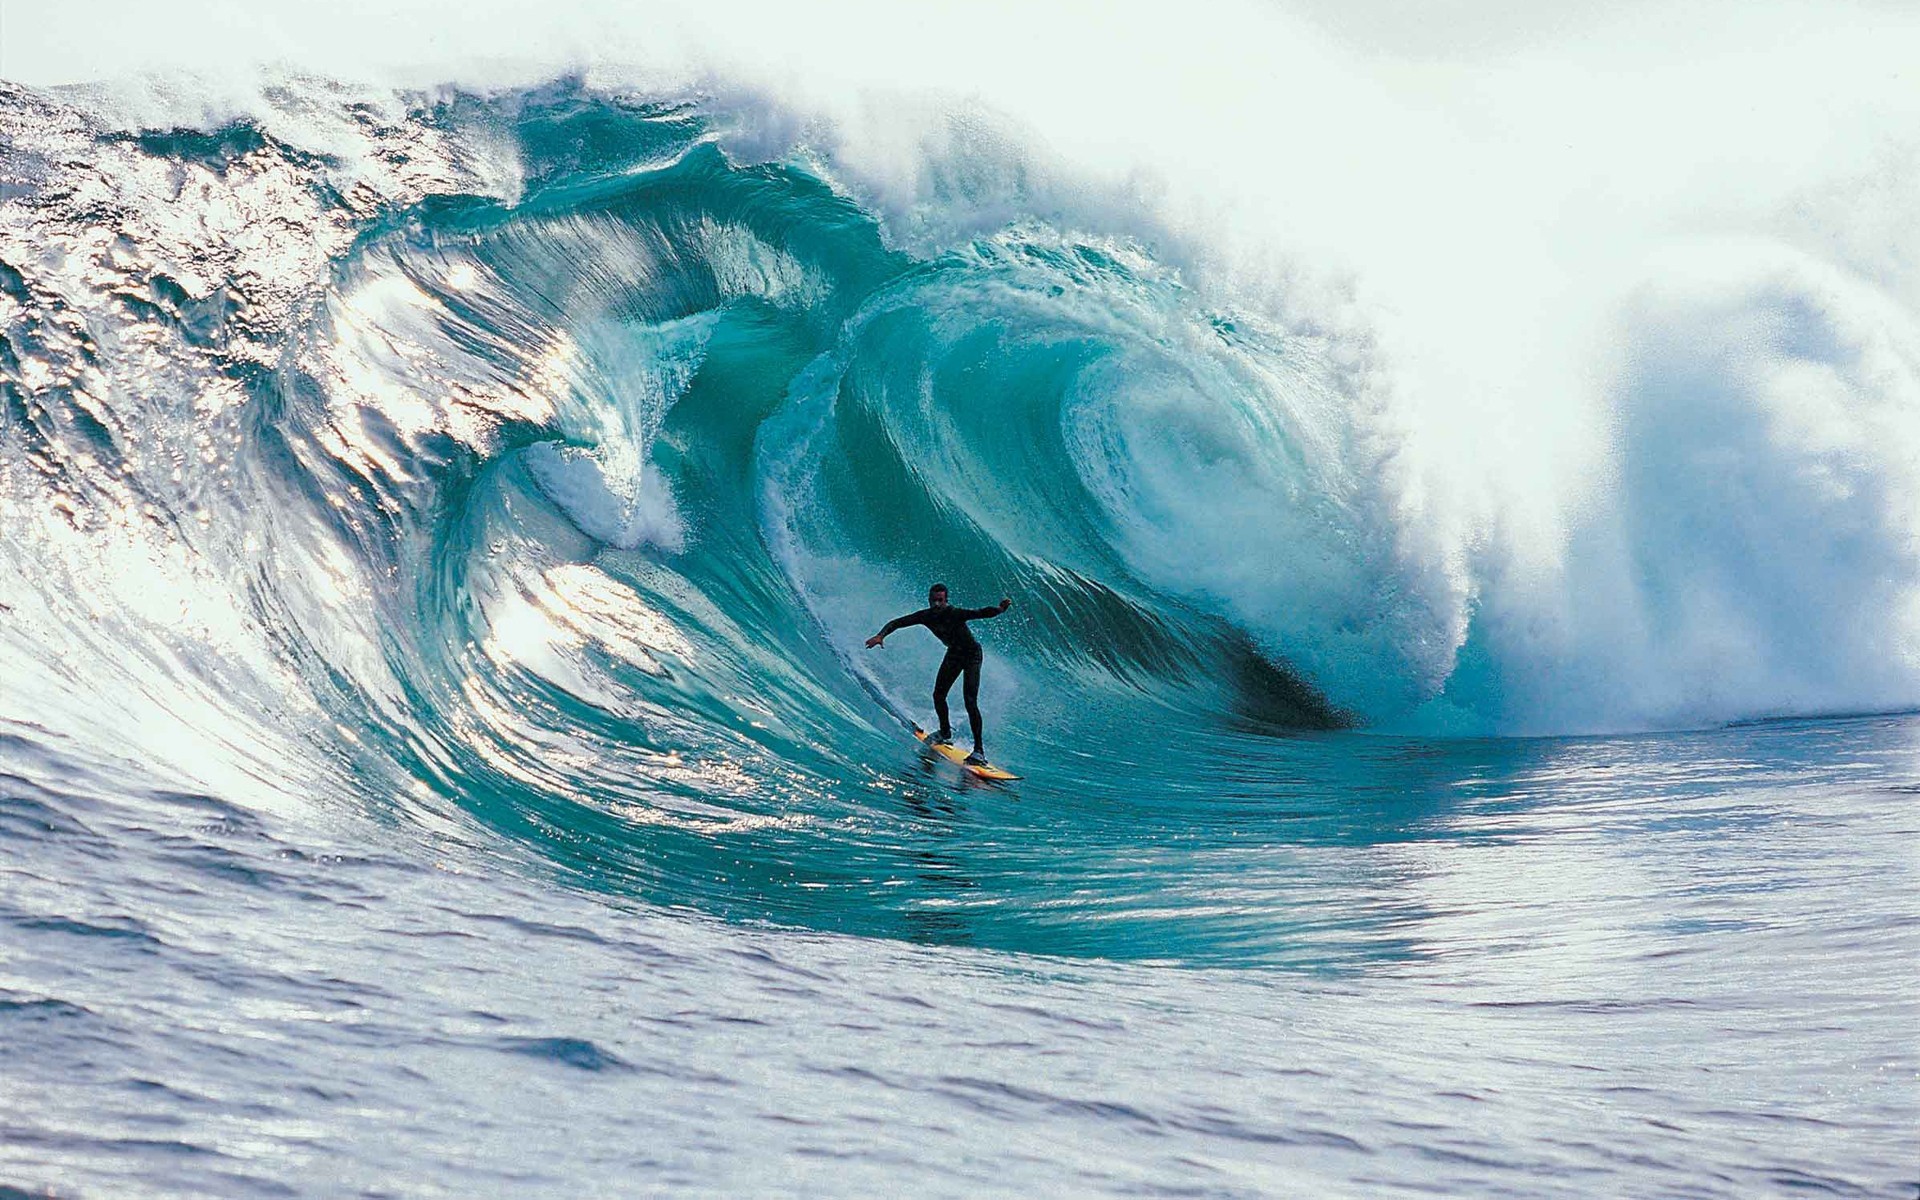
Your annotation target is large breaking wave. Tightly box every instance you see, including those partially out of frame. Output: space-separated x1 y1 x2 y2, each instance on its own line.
2 56 1918 947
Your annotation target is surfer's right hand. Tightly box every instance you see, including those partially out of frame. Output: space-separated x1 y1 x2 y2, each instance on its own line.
865 635 884 649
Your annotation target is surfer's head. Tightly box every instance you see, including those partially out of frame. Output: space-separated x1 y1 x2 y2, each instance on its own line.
928 583 949 607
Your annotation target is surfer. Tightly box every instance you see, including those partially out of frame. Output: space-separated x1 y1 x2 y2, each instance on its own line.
866 584 1011 765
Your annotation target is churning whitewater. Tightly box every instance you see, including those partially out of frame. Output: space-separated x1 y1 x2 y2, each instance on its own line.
2 12 1917 1195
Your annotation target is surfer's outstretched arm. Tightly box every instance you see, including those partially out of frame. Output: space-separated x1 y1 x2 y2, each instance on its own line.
866 608 931 648
961 598 1012 620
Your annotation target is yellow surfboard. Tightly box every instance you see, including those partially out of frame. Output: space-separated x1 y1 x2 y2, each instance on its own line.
914 728 1020 781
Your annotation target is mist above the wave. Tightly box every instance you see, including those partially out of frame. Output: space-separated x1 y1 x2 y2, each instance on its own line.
16 0 1920 730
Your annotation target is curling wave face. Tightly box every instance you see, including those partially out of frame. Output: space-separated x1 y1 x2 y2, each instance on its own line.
2 80 1918 959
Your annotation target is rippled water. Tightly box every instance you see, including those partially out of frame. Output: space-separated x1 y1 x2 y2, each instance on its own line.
6 712 1914 1196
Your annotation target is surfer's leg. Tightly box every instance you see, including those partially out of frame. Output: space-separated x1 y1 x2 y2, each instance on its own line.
932 651 962 742
962 654 984 752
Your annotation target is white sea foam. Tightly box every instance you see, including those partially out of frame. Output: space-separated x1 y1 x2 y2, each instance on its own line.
524 442 687 553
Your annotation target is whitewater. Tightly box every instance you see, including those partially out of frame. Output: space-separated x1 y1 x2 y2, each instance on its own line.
2 1 1916 1194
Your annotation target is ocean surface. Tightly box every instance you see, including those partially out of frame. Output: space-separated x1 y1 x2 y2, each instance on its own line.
1 64 1916 1197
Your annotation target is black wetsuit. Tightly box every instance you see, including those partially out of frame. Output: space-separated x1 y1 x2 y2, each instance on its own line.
878 603 1005 750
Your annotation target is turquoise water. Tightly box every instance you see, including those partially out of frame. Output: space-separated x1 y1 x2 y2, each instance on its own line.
1 81 1916 1195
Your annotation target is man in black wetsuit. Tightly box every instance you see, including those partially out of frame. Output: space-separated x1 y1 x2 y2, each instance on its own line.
865 583 1012 765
